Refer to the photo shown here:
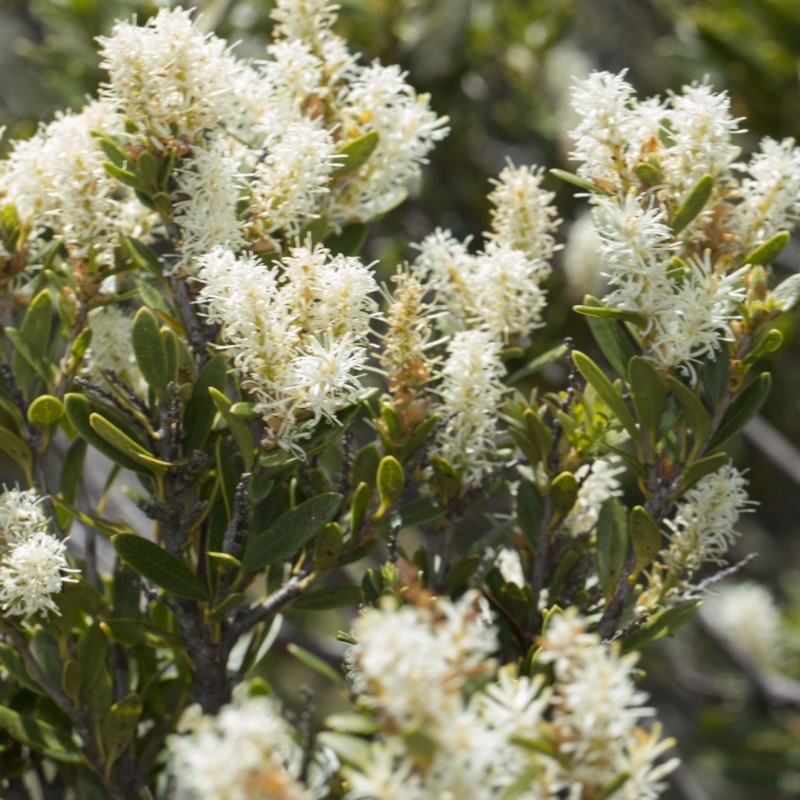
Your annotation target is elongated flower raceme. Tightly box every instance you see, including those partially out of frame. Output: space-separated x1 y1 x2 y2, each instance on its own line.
434 329 507 486
196 244 378 455
0 488 76 619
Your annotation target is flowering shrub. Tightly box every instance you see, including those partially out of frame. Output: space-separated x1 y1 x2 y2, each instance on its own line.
0 2 798 799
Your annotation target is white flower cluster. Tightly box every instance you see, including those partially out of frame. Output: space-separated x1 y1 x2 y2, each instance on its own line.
165 693 309 800
702 581 785 670
568 71 800 379
1 2 447 282
560 456 626 537
0 488 75 619
662 461 751 579
343 597 676 800
415 164 558 340
197 244 377 454
84 305 146 396
0 101 153 272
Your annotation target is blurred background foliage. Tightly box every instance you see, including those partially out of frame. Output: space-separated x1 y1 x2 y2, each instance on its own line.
3 1 800 798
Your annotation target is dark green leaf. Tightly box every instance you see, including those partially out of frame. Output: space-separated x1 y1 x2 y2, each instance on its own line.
743 230 790 266
630 505 661 576
597 497 628 600
287 642 344 686
507 343 569 384
102 693 141 768
184 354 229 453
209 386 255 470
132 307 168 392
517 480 543 551
112 534 208 601
628 356 665 452
0 707 83 763
666 376 711 456
243 493 343 569
672 452 728 497
581 296 638 380
288 584 362 611
550 168 611 195
332 130 380 177
670 173 713 234
0 426 32 481
574 304 648 327
620 601 702 653
324 223 368 256
573 351 639 444
349 481 371 535
707 372 771 451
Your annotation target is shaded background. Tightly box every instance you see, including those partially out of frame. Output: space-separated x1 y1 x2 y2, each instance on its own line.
2 1 800 797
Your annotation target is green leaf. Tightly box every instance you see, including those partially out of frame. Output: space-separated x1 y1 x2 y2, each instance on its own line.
136 152 159 188
774 272 800 311
288 584 362 611
27 394 64 427
742 328 783 369
634 160 661 185
574 304 648 327
208 386 255 470
630 506 661 578
349 481 371 535
0 426 32 482
61 660 82 703
184 354 229 453
0 707 83 764
399 413 440 462
443 554 483 594
374 455 405 519
313 522 344 571
316 732 370 769
112 534 208 601
517 480 543 551
380 403 404 443
123 236 163 276
392 496 444 528
673 452 728 497
132 307 168 392
666 376 711 457
89 413 174 473
6 327 53 386
103 161 148 193
701 347 730 406
78 623 109 693
324 223 368 256
573 351 639 444
207 592 246 623
581 296 638 380
550 168 611 195
65 393 150 473
670 173 713 234
92 132 130 169
332 130 380 177
287 642 344 687
707 372 771 451
429 455 461 506
243 493 343 570
102 693 141 770
620 601 702 653
325 712 380 735
100 619 182 648
597 497 628 600
352 443 381 488
628 356 665 453
13 289 54 390
743 230 790 266
550 471 579 521
507 343 569 384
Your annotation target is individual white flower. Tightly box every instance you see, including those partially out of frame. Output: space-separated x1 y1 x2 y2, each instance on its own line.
487 163 560 263
346 592 497 731
561 457 625 537
84 305 146 396
173 136 246 268
662 462 751 575
98 8 242 147
702 582 785 670
434 330 507 486
730 137 800 254
166 693 309 800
